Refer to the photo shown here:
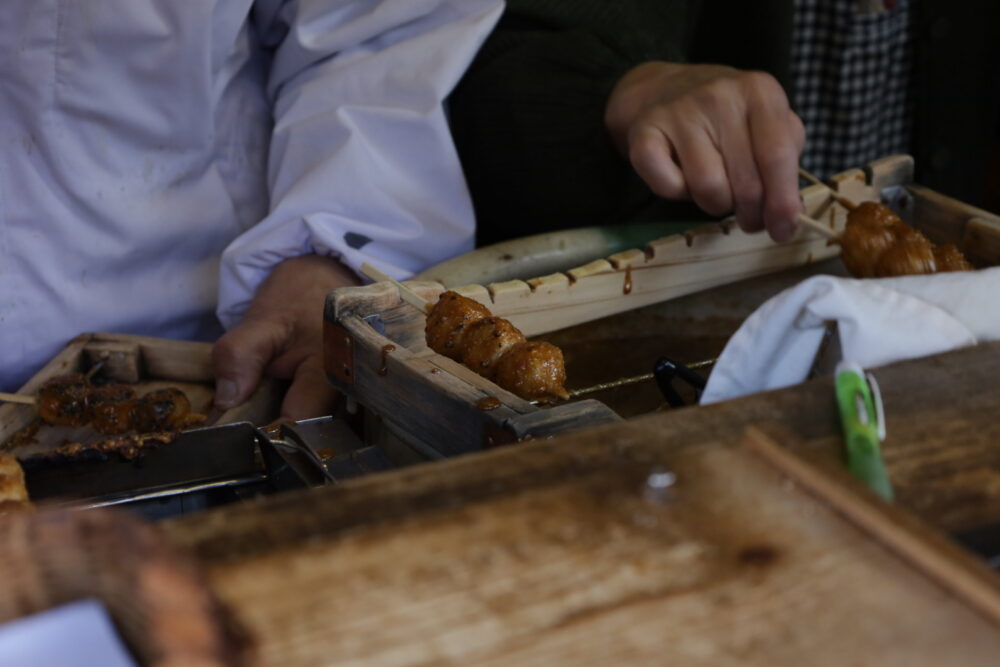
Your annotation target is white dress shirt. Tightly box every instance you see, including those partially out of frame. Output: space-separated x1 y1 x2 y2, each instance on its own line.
0 0 502 390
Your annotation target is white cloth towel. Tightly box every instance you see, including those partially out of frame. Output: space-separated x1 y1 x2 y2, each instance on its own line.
700 267 1000 404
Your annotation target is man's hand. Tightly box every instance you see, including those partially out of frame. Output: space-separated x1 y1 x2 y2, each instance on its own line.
212 255 359 421
605 62 806 242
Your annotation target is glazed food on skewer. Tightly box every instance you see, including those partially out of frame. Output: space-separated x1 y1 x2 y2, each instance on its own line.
425 291 569 401
34 374 202 435
424 290 491 361
933 243 975 272
131 388 194 432
36 374 91 427
88 384 138 435
460 317 526 380
839 201 973 277
494 341 568 402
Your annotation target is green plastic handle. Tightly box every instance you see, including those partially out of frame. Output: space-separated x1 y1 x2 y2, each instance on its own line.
835 363 893 501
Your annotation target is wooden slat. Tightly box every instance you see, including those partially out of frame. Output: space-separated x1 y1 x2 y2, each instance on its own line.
525 272 571 300
505 230 837 337
566 259 615 281
829 167 874 205
866 154 916 191
487 279 532 309
607 248 646 269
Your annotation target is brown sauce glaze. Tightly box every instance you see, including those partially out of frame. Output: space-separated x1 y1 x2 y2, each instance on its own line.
475 397 502 411
622 265 633 295
378 344 396 376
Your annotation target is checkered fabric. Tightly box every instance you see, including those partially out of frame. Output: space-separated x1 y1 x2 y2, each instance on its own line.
792 0 915 178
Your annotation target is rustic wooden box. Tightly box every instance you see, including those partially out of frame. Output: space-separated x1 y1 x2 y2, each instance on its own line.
322 155 1000 457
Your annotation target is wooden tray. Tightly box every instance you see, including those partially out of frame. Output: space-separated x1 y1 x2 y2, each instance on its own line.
0 332 282 458
322 155 1000 457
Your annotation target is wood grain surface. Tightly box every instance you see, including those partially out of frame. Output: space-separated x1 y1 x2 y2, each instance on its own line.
165 341 1000 666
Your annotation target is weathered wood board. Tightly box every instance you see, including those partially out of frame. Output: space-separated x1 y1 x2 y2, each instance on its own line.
164 384 1000 666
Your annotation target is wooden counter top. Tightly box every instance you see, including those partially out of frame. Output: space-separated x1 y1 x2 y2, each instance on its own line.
164 341 1000 665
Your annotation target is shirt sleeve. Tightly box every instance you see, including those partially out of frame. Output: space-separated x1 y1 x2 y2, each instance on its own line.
216 0 503 329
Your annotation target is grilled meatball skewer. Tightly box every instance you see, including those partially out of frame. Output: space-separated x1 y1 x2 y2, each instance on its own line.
798 170 973 277
33 375 197 434
840 201 972 277
425 291 569 401
360 264 571 402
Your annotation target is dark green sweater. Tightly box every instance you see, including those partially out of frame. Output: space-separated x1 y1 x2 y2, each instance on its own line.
449 0 998 245
447 0 794 245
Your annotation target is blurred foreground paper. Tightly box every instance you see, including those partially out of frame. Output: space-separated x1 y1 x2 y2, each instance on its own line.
0 598 136 667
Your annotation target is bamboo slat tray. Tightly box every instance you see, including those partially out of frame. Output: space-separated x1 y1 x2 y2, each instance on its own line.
323 155 1000 456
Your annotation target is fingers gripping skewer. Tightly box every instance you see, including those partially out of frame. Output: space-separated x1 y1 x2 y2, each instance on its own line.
359 263 432 314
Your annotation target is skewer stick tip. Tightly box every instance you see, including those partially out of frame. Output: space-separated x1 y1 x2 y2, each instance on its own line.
0 392 36 406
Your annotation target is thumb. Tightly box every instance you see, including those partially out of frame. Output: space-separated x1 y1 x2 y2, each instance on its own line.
211 318 285 410
279 354 339 422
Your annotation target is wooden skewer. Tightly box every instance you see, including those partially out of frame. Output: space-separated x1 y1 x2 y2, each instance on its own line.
359 263 432 314
799 168 858 210
797 213 840 241
0 392 36 406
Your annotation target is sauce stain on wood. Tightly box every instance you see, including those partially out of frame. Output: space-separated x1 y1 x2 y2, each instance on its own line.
623 266 633 295
737 544 779 567
476 397 502 411
378 345 396 376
